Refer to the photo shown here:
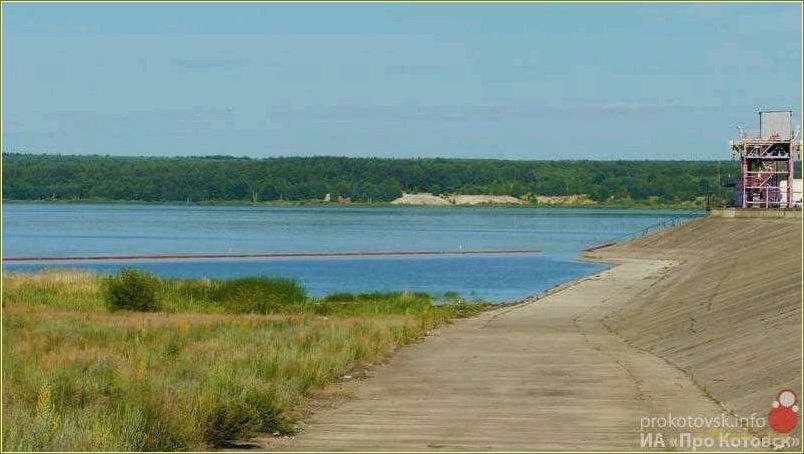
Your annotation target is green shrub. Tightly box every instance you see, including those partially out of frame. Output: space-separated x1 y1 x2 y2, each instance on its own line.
214 277 306 314
323 292 357 302
441 291 461 302
102 269 160 312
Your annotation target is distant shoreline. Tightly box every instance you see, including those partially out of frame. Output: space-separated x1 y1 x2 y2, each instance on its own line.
1 198 704 210
3 154 745 209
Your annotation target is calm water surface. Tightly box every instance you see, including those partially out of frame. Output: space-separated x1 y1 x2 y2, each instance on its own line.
2 204 700 301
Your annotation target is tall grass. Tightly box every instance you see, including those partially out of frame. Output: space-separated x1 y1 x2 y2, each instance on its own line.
2 269 101 311
2 269 491 451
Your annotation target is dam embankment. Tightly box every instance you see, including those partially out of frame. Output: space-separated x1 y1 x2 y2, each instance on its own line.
593 215 802 425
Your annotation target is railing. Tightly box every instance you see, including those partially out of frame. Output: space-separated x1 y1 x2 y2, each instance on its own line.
627 213 704 239
738 128 761 140
735 128 794 144
583 212 704 252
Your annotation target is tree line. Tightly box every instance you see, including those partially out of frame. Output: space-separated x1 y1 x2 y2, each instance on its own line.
3 153 764 205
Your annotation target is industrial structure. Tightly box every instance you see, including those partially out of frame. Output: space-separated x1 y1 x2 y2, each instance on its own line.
730 110 803 208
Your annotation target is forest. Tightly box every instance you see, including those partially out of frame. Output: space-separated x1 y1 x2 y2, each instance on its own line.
2 153 763 206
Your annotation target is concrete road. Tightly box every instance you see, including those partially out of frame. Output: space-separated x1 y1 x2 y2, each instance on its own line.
261 259 726 451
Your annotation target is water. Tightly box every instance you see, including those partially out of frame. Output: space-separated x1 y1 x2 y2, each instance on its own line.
2 203 700 302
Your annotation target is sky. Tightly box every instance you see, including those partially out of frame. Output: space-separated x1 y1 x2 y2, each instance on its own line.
1 2 802 160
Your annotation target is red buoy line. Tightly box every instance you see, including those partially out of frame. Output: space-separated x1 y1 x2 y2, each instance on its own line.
2 248 542 263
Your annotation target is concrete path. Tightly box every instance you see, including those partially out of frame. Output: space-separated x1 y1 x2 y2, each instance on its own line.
263 259 726 451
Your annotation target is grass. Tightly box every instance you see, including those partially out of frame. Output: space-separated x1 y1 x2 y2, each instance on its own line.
2 269 492 451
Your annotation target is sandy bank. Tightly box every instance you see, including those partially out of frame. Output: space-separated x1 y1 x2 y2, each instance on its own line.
391 193 525 205
534 194 595 205
448 194 525 205
390 193 450 205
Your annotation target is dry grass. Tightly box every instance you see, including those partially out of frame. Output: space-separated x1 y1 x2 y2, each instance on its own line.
2 269 485 451
3 268 98 292
3 269 101 310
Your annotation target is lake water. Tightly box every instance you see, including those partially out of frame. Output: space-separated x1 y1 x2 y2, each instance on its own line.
2 203 700 302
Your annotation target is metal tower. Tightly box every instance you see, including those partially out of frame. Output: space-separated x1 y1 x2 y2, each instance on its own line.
730 111 802 208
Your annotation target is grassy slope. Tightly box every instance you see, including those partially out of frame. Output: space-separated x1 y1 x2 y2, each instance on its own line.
2 270 489 451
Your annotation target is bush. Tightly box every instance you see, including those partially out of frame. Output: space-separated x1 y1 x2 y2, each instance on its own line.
102 269 160 312
323 292 357 302
213 277 306 314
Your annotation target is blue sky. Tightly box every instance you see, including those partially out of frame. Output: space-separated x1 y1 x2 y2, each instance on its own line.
2 2 801 159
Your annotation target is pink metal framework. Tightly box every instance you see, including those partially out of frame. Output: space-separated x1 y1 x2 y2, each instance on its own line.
730 112 802 208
